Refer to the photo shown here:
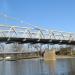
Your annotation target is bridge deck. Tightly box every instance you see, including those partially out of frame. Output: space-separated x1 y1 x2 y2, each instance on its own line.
0 37 75 45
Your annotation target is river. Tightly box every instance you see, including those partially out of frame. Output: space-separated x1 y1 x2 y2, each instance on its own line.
0 58 75 75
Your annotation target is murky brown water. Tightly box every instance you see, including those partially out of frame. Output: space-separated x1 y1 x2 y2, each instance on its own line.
0 58 75 75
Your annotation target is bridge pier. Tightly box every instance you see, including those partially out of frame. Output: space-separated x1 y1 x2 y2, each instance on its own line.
44 49 56 60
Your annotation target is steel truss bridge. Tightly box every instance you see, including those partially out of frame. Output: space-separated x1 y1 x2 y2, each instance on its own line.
0 13 74 54
0 25 75 45
0 25 74 53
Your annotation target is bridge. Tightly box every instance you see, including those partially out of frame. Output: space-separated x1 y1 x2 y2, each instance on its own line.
0 14 74 60
0 25 74 60
0 25 75 45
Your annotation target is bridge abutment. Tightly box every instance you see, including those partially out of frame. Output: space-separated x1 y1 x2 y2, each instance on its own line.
44 49 56 60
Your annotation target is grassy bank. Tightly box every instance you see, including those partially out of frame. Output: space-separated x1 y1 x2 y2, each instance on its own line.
0 51 42 61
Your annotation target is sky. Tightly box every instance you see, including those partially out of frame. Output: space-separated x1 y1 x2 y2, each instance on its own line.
0 0 75 32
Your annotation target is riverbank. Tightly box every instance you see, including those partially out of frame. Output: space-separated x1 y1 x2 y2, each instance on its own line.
56 55 75 59
0 55 75 61
0 51 41 61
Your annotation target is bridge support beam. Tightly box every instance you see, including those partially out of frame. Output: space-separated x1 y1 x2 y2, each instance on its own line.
44 49 56 60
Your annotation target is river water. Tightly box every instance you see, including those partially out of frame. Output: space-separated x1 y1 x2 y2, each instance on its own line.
0 58 75 75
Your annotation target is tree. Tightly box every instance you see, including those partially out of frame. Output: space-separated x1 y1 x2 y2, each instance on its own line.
56 46 72 55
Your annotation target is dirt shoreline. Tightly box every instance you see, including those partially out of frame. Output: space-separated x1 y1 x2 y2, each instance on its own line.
56 55 75 59
0 55 75 61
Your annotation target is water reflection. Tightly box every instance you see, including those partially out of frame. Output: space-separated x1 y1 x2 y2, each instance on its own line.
0 58 75 75
44 60 56 75
0 61 4 75
56 59 75 75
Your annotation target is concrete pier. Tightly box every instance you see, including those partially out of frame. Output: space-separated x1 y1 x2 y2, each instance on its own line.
44 49 56 60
